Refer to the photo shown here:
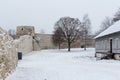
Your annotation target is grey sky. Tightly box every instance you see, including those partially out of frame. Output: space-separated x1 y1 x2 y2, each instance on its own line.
0 0 120 34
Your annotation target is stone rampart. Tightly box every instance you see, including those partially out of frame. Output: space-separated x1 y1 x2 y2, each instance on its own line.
15 35 33 55
0 28 17 80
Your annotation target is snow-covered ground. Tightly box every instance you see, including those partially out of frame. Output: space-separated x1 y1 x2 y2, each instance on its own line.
6 48 120 80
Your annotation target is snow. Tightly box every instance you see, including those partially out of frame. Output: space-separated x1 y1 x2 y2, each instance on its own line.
0 34 4 37
95 21 120 38
6 48 120 80
14 39 20 45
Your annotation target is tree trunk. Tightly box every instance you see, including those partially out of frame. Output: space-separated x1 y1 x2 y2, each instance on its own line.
68 42 71 51
84 46 86 50
58 43 61 50
84 32 86 51
68 37 71 51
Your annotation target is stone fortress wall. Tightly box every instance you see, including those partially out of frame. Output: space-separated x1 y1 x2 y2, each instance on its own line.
33 33 55 51
16 26 95 50
0 27 17 80
15 35 33 55
16 26 35 38
16 26 56 51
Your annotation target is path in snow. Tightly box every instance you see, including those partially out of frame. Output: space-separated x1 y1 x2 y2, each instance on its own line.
6 48 120 80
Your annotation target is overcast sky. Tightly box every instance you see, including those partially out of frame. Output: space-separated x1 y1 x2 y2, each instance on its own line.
0 0 120 34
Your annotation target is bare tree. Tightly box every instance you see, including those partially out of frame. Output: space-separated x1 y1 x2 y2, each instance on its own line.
101 17 114 30
54 17 82 51
82 14 91 35
40 29 45 34
82 14 91 50
95 17 114 36
52 27 64 50
113 8 120 22
8 29 16 39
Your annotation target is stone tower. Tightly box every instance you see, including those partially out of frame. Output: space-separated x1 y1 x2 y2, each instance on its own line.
16 26 35 38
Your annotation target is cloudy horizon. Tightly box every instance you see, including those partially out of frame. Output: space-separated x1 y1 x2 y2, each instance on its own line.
0 0 120 34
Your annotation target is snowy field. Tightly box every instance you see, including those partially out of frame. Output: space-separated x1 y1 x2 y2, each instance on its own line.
6 48 120 80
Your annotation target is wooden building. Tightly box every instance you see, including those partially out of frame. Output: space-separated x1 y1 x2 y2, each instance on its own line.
95 21 120 60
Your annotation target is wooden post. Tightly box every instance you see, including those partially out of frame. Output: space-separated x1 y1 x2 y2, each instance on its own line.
110 39 112 54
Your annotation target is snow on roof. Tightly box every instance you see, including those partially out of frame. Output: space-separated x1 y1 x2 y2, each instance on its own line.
95 21 120 39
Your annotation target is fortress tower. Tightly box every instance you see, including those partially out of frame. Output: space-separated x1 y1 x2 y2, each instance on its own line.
16 26 35 38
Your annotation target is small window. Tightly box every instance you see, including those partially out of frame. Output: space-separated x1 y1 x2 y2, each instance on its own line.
21 28 23 30
116 38 119 49
104 40 107 49
114 38 119 49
